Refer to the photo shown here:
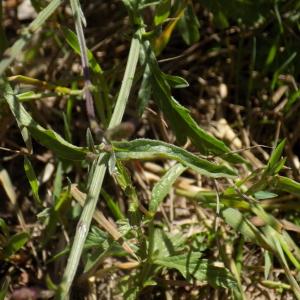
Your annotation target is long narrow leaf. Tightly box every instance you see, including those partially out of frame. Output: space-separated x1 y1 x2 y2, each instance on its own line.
2 81 87 161
113 139 237 178
149 163 187 214
273 175 300 196
24 157 41 205
140 40 245 164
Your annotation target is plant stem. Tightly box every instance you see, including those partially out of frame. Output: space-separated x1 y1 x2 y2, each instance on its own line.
69 0 96 126
57 28 141 299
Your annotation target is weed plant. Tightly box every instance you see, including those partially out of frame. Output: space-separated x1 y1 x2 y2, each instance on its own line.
1 0 300 299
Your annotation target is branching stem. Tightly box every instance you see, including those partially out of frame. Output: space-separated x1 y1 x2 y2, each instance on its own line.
57 27 142 299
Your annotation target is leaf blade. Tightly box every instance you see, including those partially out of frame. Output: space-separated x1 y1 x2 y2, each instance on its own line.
24 157 41 205
140 40 246 164
113 139 237 178
149 163 187 214
3 81 87 161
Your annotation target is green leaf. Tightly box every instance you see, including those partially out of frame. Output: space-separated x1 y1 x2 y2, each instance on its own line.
152 228 186 258
149 163 187 214
85 226 109 249
154 253 237 288
251 204 282 232
113 139 237 178
17 91 42 102
271 52 297 89
3 232 29 258
86 128 96 152
114 161 140 222
114 161 136 196
101 189 124 220
140 41 245 164
214 10 229 29
24 157 41 205
265 40 279 66
3 81 88 161
53 161 63 201
0 218 9 237
254 191 278 200
221 208 272 251
163 73 189 89
154 0 171 26
266 139 286 174
264 250 273 280
177 4 200 45
274 176 300 196
206 264 238 289
284 90 300 114
154 252 201 278
262 226 300 296
221 208 257 243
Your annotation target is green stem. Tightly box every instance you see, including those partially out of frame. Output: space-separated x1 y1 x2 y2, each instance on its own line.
108 32 140 129
57 28 142 299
